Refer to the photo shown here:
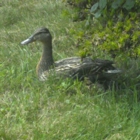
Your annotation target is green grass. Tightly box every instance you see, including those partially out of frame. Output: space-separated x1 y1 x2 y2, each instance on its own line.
1 0 140 139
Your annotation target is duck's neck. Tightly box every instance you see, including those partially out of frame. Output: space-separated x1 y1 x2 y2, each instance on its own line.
36 41 54 77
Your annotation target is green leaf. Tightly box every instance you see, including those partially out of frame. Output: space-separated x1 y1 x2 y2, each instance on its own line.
123 0 135 10
111 0 124 9
94 10 102 18
99 0 107 10
90 2 98 13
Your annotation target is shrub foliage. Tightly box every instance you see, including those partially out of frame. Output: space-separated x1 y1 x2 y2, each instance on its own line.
65 0 140 59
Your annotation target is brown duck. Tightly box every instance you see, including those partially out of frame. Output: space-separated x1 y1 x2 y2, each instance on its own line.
21 27 121 82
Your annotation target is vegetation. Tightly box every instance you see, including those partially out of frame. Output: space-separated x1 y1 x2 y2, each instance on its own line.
0 0 140 139
65 0 140 58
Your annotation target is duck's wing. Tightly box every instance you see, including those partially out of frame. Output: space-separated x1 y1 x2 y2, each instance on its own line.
54 57 93 66
55 57 80 65
54 57 94 77
70 59 121 80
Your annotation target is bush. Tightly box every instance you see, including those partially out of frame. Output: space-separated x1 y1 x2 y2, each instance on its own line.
65 0 140 59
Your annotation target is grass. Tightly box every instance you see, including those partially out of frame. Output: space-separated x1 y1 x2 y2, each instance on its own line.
0 0 140 139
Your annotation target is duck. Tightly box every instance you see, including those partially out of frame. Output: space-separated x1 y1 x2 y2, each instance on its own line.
21 27 121 82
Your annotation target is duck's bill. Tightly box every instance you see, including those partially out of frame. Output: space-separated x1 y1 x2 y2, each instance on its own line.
21 36 33 45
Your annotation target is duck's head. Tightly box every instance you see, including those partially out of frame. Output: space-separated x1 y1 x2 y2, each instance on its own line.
21 27 52 45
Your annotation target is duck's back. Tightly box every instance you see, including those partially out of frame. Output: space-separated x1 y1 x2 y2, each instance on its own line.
54 57 116 80
55 57 93 66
